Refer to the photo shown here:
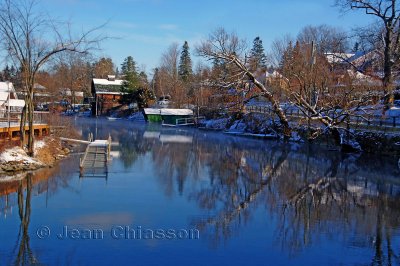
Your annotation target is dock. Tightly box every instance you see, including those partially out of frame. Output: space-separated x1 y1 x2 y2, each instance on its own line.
0 123 50 140
79 136 112 178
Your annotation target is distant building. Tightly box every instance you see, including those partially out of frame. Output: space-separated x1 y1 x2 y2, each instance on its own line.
32 83 51 108
0 82 25 116
60 88 84 105
325 52 356 65
17 83 50 107
91 75 125 116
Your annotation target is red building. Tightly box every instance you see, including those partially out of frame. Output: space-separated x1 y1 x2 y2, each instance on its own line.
91 75 125 116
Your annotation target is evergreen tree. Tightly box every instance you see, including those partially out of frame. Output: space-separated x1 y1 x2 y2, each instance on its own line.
0 65 18 83
119 56 153 107
280 41 294 69
249 37 268 70
178 41 193 82
121 56 137 76
115 67 119 78
120 56 140 104
352 42 360 53
139 71 148 85
2 65 10 81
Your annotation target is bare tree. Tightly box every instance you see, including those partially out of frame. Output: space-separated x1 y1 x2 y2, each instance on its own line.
279 30 376 142
336 0 400 95
53 53 92 110
297 24 349 54
196 28 292 137
270 34 294 68
0 0 105 155
159 43 187 107
92 57 115 79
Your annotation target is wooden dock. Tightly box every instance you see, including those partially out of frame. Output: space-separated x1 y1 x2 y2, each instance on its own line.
0 124 50 140
79 136 112 178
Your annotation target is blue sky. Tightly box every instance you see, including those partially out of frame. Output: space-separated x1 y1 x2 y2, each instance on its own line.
42 0 374 73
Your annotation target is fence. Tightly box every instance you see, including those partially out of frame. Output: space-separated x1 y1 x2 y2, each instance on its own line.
0 111 50 128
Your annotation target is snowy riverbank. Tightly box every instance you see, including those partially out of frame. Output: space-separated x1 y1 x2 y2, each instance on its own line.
0 137 71 177
199 113 400 155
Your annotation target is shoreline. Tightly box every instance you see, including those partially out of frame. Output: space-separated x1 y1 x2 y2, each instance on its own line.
0 137 73 178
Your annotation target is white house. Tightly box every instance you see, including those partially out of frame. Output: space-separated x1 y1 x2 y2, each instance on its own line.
0 82 25 116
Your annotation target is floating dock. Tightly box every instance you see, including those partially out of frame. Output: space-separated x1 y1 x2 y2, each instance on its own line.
79 137 112 178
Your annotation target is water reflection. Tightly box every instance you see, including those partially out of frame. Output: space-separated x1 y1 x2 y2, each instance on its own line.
13 174 37 265
1 119 400 265
104 122 400 264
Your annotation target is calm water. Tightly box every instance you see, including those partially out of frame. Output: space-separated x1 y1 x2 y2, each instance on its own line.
1 118 400 266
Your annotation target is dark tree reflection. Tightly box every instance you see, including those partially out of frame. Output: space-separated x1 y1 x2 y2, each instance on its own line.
128 127 400 262
13 174 41 266
70 121 400 262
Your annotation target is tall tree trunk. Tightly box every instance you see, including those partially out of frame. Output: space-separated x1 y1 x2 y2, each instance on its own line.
383 26 394 103
27 100 34 156
230 56 292 138
250 74 291 138
19 100 27 148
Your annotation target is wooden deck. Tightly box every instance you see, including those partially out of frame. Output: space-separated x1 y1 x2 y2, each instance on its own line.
0 124 50 141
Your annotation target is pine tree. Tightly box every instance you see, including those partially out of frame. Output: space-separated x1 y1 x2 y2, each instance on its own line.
178 41 193 82
249 37 268 70
121 56 137 76
352 42 360 53
120 56 140 104
115 67 119 78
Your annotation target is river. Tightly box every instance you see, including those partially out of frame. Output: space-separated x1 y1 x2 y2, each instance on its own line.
0 118 399 265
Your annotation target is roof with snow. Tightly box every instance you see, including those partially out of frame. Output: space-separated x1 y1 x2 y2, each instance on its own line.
0 82 15 93
144 108 193 116
60 88 84 97
92 78 125 95
0 83 18 105
325 53 355 64
347 70 382 86
0 92 8 102
5 99 25 107
34 83 46 90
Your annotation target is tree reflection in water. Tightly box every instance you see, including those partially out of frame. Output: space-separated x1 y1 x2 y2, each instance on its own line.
0 156 79 265
115 126 400 264
13 174 39 266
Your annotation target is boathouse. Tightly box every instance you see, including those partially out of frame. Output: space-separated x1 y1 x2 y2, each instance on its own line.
91 75 125 116
143 108 194 125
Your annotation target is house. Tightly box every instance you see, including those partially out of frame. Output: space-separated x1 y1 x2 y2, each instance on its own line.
32 83 51 109
325 52 355 65
17 83 50 109
91 75 125 116
60 88 84 104
0 82 25 116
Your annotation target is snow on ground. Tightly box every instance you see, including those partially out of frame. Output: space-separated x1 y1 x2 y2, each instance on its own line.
0 146 41 165
204 118 228 130
229 120 247 133
34 140 46 152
